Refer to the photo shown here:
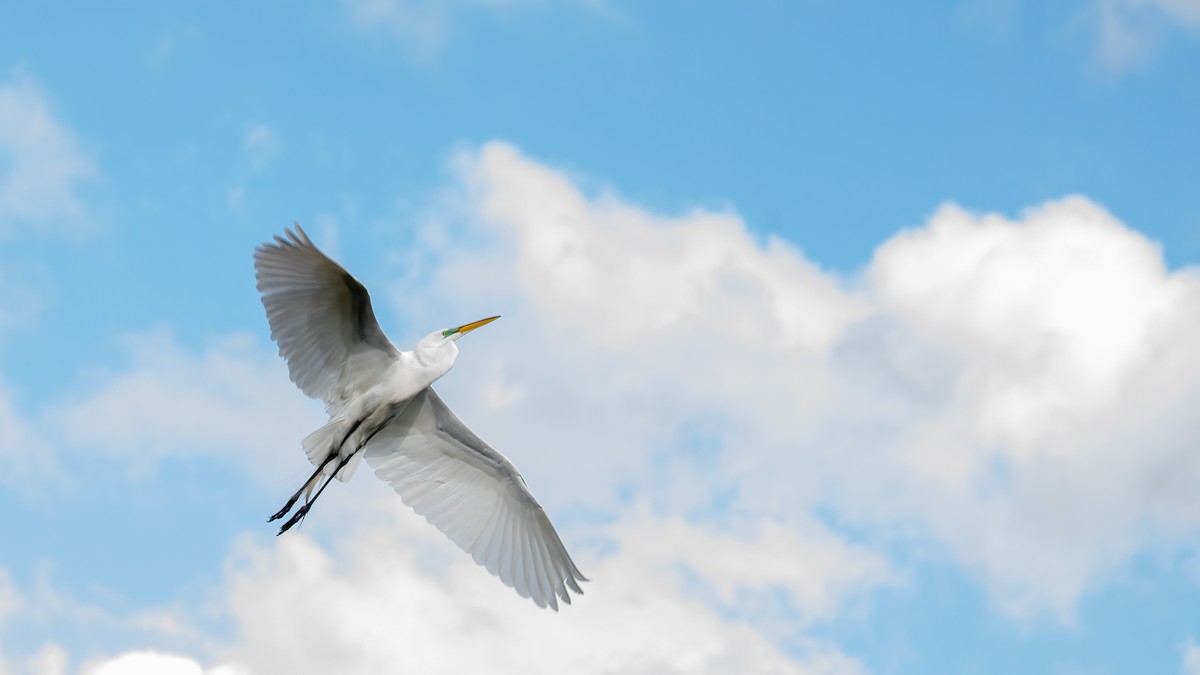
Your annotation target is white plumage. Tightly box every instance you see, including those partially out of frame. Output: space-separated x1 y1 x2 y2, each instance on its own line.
254 225 586 610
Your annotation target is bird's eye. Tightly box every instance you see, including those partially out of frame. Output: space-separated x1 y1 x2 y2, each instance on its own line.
441 328 455 338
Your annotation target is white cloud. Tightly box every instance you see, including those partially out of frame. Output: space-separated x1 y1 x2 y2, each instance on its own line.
869 197 1189 455
608 511 892 629
79 652 244 675
0 383 69 501
0 501 881 675
11 139 1200 673
0 560 259 675
393 142 868 516
0 570 69 675
47 330 320 482
0 644 70 675
859 196 1200 620
0 72 94 235
0 501 878 675
1184 638 1200 675
462 142 868 353
388 141 1200 623
0 183 884 667
0 569 21 627
208 504 873 675
0 73 78 499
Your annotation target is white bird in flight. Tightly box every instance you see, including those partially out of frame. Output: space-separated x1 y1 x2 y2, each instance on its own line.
254 225 586 609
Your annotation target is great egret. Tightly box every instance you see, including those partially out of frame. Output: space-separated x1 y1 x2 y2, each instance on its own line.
254 225 586 610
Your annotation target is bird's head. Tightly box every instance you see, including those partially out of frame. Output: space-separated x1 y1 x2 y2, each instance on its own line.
414 316 501 369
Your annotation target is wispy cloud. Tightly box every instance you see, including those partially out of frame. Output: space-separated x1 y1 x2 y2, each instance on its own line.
1185 638 1200 675
956 0 1022 37
242 124 280 172
0 72 88 504
1084 0 1200 73
959 0 1200 74
47 330 319 482
0 71 95 236
0 383 69 502
226 123 281 216
341 0 620 60
142 24 203 74
0 259 51 341
343 0 453 59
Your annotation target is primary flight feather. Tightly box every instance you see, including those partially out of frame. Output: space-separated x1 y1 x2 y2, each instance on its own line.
254 225 586 610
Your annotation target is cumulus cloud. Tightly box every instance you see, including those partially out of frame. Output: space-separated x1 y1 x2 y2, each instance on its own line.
207 503 874 675
12 140 1200 672
0 72 94 235
859 197 1200 620
389 141 1200 623
606 511 892 631
2 163 887 670
79 652 244 675
4 501 878 675
394 142 868 516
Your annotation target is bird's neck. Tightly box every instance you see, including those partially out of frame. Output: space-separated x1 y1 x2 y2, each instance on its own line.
406 346 456 386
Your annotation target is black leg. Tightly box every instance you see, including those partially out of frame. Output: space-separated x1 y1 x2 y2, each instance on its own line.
268 417 366 523
269 451 339 522
276 449 360 535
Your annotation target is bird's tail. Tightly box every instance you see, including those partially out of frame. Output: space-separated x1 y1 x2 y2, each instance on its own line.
302 420 364 482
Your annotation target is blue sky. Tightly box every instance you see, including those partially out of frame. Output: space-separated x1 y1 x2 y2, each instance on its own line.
1 1 1199 673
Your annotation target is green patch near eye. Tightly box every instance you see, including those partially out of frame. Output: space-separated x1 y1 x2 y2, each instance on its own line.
442 328 458 338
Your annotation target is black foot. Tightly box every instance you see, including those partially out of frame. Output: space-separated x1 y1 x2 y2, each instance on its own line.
276 502 311 536
269 493 302 522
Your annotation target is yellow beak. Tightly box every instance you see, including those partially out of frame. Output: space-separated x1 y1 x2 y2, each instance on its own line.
444 315 500 340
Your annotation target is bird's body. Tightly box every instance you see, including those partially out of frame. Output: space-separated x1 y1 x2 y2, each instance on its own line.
254 225 586 609
300 345 451 484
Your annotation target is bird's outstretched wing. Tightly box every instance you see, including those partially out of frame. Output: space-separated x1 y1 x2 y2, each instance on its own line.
364 388 587 610
254 225 400 410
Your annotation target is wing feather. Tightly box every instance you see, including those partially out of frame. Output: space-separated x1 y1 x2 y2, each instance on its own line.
254 225 399 410
363 388 587 610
